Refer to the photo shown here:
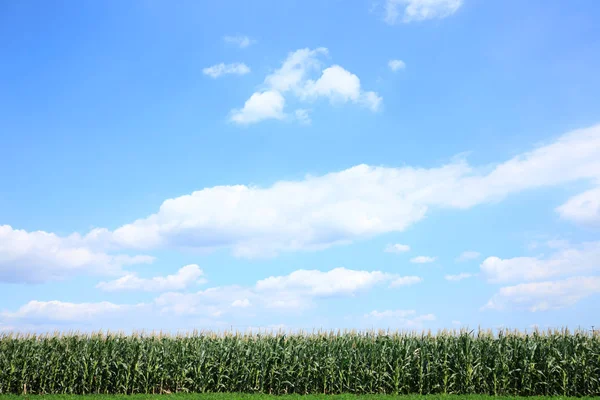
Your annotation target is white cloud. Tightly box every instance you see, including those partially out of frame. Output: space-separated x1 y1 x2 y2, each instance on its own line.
96 264 206 292
1 300 144 322
154 285 254 316
410 256 436 264
452 320 461 326
231 47 381 124
388 59 406 71
0 225 153 284
480 241 600 283
232 298 251 308
155 267 410 316
294 109 311 125
6 124 599 278
84 124 600 258
385 0 463 24
301 65 381 111
360 91 383 112
302 65 361 101
456 251 481 262
556 187 600 227
230 90 286 124
385 243 411 253
445 272 474 281
264 47 328 92
203 62 250 78
483 276 600 312
390 275 422 286
255 267 395 296
223 35 255 48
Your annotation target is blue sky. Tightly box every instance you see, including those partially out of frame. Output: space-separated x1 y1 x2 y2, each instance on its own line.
1 0 600 333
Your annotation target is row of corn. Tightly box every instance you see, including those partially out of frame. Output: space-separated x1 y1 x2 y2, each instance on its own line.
0 328 599 395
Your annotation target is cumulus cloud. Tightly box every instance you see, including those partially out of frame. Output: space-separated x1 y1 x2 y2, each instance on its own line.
5 124 600 282
384 0 463 24
300 65 382 111
203 62 250 78
0 225 153 284
223 35 255 48
456 251 480 262
385 243 411 253
78 124 600 258
480 241 600 284
445 272 474 281
230 90 285 124
388 59 406 71
96 264 206 292
230 47 381 124
483 276 600 312
556 187 600 227
410 256 436 264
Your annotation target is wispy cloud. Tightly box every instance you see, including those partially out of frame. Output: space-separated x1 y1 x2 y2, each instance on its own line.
390 276 423 286
384 0 463 24
3 267 411 327
388 59 406 71
556 187 600 227
223 35 256 48
481 241 600 283
1 300 146 323
294 109 311 125
96 264 206 292
203 62 251 78
445 272 474 281
456 251 481 262
385 243 410 253
483 276 600 312
410 256 436 264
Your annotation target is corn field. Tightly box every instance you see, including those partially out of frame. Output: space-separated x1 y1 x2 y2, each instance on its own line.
1 328 599 396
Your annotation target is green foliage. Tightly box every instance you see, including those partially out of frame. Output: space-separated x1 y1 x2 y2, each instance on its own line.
1 328 599 396
0 395 599 400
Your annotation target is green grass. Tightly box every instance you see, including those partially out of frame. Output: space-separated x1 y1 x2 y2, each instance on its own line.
1 329 600 396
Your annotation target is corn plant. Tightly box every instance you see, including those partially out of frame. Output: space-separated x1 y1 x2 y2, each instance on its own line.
0 328 598 395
